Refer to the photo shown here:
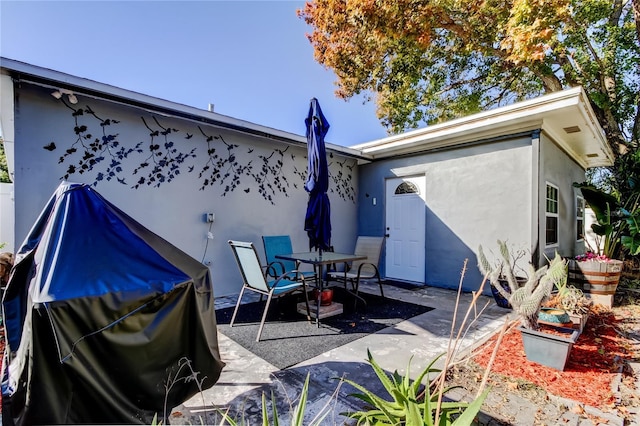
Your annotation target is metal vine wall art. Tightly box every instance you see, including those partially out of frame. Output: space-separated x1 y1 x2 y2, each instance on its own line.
56 99 141 184
251 147 292 204
47 97 356 203
131 117 197 189
197 126 251 195
329 156 356 202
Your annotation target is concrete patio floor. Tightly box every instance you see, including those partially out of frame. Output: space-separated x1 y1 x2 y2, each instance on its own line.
170 281 514 425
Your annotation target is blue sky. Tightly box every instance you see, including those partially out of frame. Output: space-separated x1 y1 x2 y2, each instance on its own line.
0 1 390 146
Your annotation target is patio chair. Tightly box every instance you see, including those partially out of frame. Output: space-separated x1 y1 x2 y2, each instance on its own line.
262 235 317 283
228 240 311 342
328 236 384 304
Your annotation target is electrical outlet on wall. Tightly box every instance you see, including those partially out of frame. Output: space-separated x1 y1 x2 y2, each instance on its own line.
205 213 215 223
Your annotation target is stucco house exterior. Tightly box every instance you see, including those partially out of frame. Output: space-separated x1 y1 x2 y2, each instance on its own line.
353 90 614 291
0 58 613 296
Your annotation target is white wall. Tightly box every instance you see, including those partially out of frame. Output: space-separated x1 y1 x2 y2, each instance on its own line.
584 207 600 254
1 74 15 253
11 82 358 296
539 132 588 261
0 182 14 253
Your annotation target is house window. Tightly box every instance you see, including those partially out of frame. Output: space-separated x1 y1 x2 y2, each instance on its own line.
576 195 585 241
546 183 559 246
395 182 419 195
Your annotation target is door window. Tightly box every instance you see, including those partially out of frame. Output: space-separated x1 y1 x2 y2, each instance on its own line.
395 182 419 195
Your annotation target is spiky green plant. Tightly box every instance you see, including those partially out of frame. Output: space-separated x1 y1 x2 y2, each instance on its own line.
478 240 567 330
215 373 330 426
341 351 488 426
168 260 495 426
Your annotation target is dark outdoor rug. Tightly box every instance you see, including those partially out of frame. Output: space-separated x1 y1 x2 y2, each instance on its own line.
215 287 434 369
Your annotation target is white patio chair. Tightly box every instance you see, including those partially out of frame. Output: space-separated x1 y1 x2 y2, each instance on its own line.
228 240 311 342
328 236 384 303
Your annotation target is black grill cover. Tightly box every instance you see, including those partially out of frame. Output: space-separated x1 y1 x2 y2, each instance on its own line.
1 182 225 425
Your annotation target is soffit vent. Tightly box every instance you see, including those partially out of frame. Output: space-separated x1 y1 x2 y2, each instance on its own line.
563 126 581 134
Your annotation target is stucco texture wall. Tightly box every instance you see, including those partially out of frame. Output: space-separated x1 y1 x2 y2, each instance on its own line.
12 83 358 296
359 136 533 293
539 132 586 261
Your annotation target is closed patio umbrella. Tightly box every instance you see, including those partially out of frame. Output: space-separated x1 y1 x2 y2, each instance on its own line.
304 98 331 253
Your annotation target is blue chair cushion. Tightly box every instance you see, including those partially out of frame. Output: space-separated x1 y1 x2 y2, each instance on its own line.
269 278 304 295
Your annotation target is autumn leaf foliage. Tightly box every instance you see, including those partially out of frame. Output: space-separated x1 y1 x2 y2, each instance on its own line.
298 0 639 161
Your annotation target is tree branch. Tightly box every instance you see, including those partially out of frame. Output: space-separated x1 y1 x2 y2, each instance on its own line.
633 0 640 41
610 0 624 25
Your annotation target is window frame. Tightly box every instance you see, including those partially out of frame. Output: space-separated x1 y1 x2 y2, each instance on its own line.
545 182 559 248
576 195 585 242
395 181 419 195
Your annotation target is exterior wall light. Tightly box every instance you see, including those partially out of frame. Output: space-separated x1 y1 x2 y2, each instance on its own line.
51 89 78 104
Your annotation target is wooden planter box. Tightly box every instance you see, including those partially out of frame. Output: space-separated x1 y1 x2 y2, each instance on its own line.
568 259 623 308
519 325 579 371
569 312 589 334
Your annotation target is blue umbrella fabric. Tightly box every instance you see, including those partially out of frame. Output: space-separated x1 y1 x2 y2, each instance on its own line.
304 98 331 252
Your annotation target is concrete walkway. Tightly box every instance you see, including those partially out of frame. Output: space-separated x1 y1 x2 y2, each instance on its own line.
169 282 506 424
170 282 635 425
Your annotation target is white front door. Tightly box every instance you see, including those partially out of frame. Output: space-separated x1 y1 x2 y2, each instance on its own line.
385 176 426 283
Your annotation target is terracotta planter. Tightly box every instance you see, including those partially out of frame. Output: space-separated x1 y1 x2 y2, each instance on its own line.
568 259 623 308
519 325 579 371
312 288 334 306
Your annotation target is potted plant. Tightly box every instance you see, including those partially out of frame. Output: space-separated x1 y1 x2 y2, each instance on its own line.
573 180 640 256
543 280 592 334
571 182 629 307
478 243 528 309
479 240 579 371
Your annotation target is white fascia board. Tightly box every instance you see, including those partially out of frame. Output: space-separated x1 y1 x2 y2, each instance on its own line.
352 87 597 157
575 92 615 165
354 88 581 150
372 119 545 158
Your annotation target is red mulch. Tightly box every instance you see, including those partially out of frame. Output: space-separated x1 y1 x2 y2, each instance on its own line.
473 307 630 409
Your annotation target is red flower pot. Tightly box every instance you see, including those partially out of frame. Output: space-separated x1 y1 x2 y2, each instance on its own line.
312 288 334 306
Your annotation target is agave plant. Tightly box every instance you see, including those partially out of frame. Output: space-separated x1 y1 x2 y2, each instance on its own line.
341 350 488 426
478 240 567 330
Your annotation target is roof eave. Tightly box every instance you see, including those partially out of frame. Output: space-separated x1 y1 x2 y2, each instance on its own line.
0 57 370 161
353 87 614 169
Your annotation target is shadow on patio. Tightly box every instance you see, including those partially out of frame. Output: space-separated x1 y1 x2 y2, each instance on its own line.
171 281 511 425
